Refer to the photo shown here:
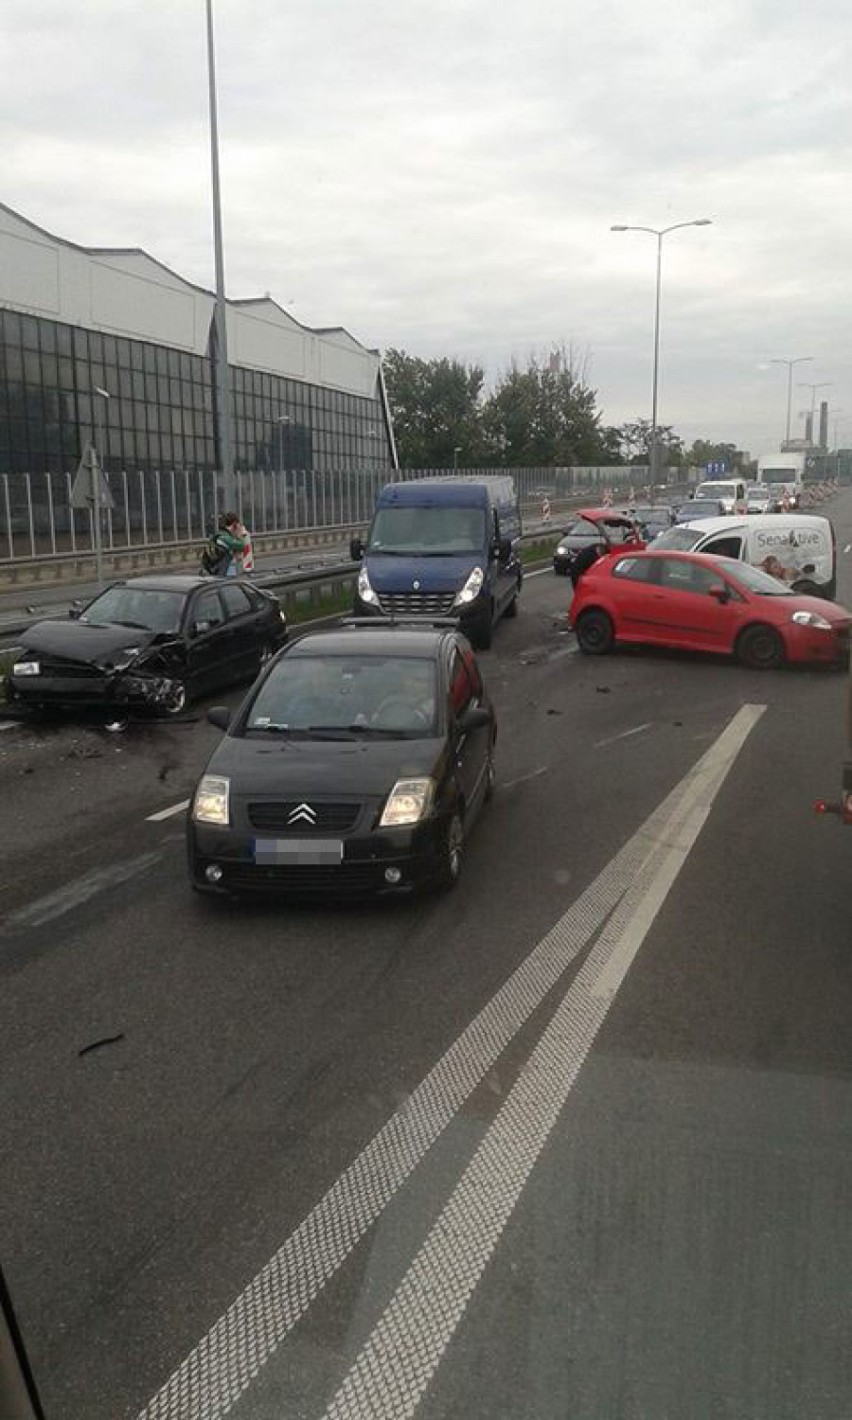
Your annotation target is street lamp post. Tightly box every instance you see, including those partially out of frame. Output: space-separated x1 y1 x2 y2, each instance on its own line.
205 0 234 506
453 446 462 472
768 357 812 446
611 218 712 486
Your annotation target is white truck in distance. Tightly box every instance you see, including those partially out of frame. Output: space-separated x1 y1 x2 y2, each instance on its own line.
757 451 805 490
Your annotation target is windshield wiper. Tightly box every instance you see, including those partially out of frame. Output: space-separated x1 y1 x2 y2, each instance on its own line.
110 619 152 630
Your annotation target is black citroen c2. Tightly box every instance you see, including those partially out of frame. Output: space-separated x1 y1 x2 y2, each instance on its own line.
188 622 497 897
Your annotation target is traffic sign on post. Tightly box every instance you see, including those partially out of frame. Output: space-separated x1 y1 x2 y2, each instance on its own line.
71 444 114 510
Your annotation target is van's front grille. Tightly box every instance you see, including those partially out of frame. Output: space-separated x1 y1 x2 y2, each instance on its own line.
378 592 456 617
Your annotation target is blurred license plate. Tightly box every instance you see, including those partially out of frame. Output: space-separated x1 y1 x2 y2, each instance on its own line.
253 838 343 865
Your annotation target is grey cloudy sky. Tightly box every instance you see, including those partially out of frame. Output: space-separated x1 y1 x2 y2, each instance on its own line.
4 0 851 453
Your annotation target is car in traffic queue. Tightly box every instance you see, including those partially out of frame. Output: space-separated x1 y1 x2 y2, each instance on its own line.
765 482 801 512
569 550 852 669
692 477 748 514
188 621 497 898
746 484 772 514
624 504 675 539
552 509 644 577
6 575 288 718
652 513 837 599
673 497 726 524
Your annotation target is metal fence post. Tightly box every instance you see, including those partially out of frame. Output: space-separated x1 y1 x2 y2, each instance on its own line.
154 470 164 545
23 472 36 557
184 468 193 541
65 470 77 551
122 470 131 546
139 470 148 547
105 474 115 549
168 469 178 541
45 472 57 555
2 475 13 558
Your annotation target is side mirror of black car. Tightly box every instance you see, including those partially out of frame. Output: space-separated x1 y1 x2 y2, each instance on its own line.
708 584 729 604
350 537 364 561
498 536 513 562
67 605 81 620
458 704 492 732
207 705 232 730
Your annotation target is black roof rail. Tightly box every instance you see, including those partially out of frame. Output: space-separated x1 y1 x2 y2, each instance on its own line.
341 615 461 630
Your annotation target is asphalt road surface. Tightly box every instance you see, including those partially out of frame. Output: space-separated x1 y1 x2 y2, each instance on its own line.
1 499 851 1420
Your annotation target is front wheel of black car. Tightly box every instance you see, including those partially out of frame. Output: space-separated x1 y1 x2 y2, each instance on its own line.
436 812 464 891
161 681 188 716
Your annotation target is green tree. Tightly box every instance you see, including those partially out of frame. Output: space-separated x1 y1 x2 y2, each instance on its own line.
688 439 740 473
482 348 615 467
617 418 684 467
382 349 486 467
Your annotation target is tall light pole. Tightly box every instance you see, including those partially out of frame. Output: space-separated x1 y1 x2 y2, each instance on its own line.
768 357 812 447
611 218 712 485
796 381 832 447
276 415 291 529
205 0 234 505
453 446 461 472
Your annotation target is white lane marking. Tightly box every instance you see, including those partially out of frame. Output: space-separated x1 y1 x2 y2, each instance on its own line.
2 851 163 931
500 766 548 790
524 567 555 579
136 707 767 1420
319 705 765 1420
594 721 653 749
146 799 191 822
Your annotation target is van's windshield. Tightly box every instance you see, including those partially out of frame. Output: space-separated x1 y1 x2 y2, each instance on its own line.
368 505 487 555
696 482 735 498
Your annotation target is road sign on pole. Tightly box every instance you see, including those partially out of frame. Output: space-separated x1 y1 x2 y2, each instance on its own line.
71 444 114 510
71 443 113 587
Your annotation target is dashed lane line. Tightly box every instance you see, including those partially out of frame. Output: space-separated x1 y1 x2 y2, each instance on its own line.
318 705 766 1420
136 704 767 1420
3 851 164 931
594 721 653 749
146 799 191 822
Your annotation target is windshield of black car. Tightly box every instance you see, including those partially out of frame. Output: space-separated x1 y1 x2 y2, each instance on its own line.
368 505 486 554
681 501 721 517
79 586 184 633
244 655 439 735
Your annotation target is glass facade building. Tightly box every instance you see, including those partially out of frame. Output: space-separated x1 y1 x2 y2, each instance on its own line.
0 204 396 480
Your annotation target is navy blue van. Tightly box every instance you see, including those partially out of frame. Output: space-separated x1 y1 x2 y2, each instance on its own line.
351 477 523 648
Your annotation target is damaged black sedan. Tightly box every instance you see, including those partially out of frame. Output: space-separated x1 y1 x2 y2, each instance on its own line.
6 575 287 718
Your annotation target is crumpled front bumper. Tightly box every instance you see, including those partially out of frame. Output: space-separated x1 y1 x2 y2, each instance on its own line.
8 668 182 710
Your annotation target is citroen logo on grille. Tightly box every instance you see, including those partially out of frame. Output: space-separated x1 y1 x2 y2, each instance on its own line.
287 802 317 826
412 579 421 590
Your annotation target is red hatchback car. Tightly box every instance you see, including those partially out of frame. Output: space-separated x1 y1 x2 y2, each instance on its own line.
570 550 852 669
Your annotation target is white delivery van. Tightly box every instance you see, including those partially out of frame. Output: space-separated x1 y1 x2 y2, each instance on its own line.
692 478 748 514
756 451 805 491
652 513 837 598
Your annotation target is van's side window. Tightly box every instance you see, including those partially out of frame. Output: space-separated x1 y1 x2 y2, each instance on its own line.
700 535 743 560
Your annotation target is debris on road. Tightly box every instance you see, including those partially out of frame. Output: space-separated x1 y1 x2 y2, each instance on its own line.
78 1033 125 1058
